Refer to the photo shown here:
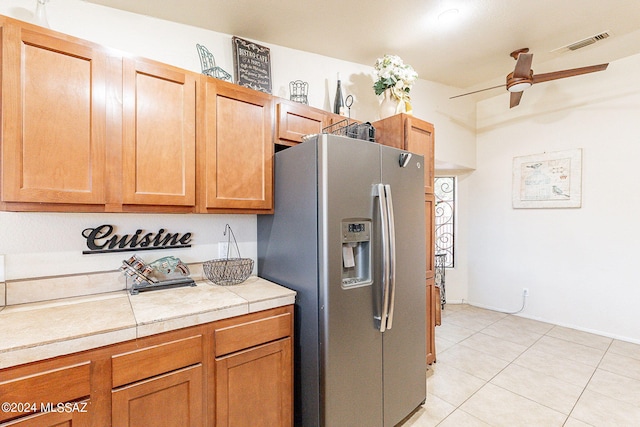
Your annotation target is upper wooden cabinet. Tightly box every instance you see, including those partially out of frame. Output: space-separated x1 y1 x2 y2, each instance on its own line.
372 114 435 194
0 16 274 213
199 78 273 213
121 57 197 210
0 19 107 210
275 100 331 146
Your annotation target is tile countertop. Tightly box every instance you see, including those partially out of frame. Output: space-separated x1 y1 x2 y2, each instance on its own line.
0 276 296 370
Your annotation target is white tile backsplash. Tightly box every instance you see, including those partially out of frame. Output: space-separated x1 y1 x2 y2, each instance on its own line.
6 271 125 305
4 263 209 306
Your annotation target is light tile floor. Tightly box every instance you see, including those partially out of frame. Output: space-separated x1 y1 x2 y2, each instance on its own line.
402 304 640 427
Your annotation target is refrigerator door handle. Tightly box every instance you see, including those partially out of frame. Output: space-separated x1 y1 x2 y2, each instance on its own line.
374 183 391 332
384 184 397 330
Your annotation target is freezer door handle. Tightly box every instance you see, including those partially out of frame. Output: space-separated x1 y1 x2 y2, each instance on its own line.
374 183 391 332
384 184 397 330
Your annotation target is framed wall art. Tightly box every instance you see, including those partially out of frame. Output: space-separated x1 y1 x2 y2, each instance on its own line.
232 36 272 94
512 148 583 208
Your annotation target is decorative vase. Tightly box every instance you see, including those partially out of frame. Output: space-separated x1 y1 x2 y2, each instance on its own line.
34 0 50 28
379 88 404 119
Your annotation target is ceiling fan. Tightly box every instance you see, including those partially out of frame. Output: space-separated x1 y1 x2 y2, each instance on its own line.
451 48 609 108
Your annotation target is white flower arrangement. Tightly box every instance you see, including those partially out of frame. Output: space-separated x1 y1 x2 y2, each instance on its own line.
373 54 418 104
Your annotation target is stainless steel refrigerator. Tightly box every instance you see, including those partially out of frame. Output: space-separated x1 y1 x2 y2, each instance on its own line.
258 133 426 427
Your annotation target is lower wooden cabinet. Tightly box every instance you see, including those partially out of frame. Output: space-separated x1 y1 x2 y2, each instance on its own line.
112 365 204 427
0 306 294 427
215 339 292 427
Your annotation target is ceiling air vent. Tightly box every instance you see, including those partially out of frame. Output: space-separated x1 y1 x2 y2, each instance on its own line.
552 31 611 53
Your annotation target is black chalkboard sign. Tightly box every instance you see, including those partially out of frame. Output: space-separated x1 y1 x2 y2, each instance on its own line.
232 36 272 94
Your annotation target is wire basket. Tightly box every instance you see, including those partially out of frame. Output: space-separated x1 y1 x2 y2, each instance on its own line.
322 119 376 142
203 224 254 286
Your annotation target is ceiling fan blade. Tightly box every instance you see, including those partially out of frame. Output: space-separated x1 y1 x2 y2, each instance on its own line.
449 84 505 99
513 53 533 79
532 63 609 84
510 91 524 108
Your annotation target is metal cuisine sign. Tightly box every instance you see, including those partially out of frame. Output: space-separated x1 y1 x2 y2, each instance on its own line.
82 225 192 254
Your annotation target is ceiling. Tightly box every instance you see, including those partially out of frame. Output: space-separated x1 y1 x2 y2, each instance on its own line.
84 0 640 92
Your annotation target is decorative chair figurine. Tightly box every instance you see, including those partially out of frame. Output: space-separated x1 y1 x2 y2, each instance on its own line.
289 80 309 104
196 43 232 81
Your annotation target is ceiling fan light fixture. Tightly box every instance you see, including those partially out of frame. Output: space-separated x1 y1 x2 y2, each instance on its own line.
507 82 531 92
437 8 459 24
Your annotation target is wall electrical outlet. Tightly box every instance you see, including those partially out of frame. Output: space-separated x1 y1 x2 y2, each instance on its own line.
522 288 529 297
218 242 230 258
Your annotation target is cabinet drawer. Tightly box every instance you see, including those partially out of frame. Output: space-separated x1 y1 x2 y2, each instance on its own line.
0 362 91 422
112 335 203 388
214 312 292 357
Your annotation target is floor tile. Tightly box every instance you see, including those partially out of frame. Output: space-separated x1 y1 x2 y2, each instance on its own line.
598 350 640 382
608 339 640 361
436 322 476 343
428 363 486 406
435 335 457 353
529 335 605 367
415 305 640 427
460 306 508 323
460 383 567 427
442 313 493 331
401 393 456 427
571 389 640 426
437 344 510 381
480 320 543 347
493 314 555 335
585 369 640 408
441 304 465 314
437 409 492 426
490 364 583 414
458 332 528 362
546 325 612 350
563 417 594 427
513 348 596 388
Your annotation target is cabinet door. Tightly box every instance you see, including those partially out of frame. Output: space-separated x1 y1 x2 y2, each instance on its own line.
121 58 196 208
276 100 328 146
215 339 292 427
0 23 106 206
404 117 435 194
201 79 273 211
372 114 435 194
112 365 203 427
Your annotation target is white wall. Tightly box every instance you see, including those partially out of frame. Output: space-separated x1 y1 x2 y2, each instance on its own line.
469 53 640 343
0 1 476 281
